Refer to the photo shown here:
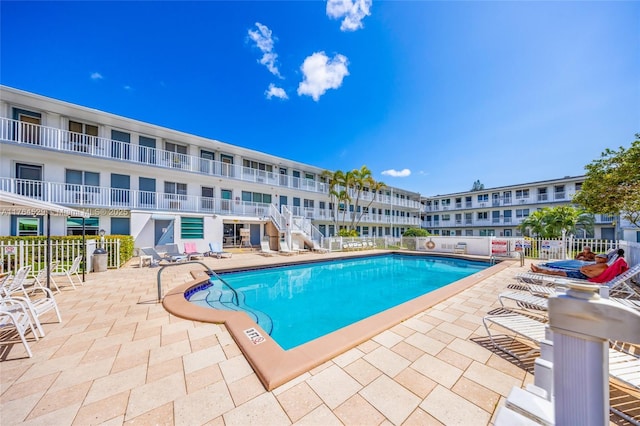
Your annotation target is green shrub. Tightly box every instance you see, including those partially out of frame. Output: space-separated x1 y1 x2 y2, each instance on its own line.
402 228 430 237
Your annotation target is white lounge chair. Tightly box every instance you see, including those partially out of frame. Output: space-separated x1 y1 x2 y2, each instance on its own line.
279 240 297 256
52 255 83 289
0 298 39 358
208 242 232 259
32 261 61 293
483 313 548 360
153 244 188 262
259 240 277 257
1 266 62 337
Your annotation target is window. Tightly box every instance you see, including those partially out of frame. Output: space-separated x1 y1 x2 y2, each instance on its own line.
201 186 215 210
111 130 131 160
68 120 98 152
515 189 529 199
165 181 187 197
575 182 583 191
66 169 99 187
66 169 100 203
477 212 488 220
304 172 315 181
477 194 488 203
442 214 450 221
554 185 565 199
319 201 326 210
304 199 314 208
516 209 530 218
111 217 130 235
241 191 272 203
503 191 512 203
139 136 156 164
538 187 548 201
479 229 495 236
67 217 99 235
242 159 273 173
503 210 512 223
181 217 204 239
16 217 40 236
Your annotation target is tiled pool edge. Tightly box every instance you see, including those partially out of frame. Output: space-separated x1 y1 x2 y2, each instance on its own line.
163 259 515 390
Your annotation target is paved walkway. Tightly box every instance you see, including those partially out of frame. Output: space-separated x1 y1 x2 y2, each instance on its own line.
0 251 634 425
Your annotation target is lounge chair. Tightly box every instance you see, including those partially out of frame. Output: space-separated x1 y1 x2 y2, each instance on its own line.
154 244 188 263
515 262 640 298
208 242 232 259
1 265 62 338
279 240 297 256
140 247 181 265
483 312 549 360
184 242 203 260
291 240 309 253
32 261 61 293
259 240 277 257
52 255 83 289
0 298 39 357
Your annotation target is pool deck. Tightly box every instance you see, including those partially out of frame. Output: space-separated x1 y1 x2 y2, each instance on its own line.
0 250 635 425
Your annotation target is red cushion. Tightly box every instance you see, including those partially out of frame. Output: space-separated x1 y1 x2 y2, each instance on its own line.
588 258 629 284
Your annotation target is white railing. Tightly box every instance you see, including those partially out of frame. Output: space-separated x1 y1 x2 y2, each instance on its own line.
0 238 122 275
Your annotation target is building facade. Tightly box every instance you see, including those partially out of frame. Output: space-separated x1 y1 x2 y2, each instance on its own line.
0 86 422 251
419 177 622 240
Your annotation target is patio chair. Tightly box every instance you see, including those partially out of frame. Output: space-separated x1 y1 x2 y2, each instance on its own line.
291 240 309 253
259 240 277 257
453 242 467 254
154 244 188 262
483 312 548 361
0 298 39 358
279 240 297 256
32 261 61 293
140 247 169 266
52 255 83 289
1 265 62 337
208 242 232 259
184 242 203 260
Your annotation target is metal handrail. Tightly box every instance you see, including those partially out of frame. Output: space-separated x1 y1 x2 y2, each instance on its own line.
156 260 239 305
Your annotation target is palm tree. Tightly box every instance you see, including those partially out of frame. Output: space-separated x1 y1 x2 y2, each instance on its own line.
518 209 550 237
355 178 386 229
349 165 373 229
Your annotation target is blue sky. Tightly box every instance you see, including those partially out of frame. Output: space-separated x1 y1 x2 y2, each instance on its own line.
1 1 638 196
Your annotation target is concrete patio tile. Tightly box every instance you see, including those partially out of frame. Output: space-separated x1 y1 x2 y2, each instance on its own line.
26 380 90 420
21 403 81 426
402 407 445 426
49 358 114 392
125 373 186 420
174 381 236 426
436 347 473 371
403 316 436 333
147 356 184 382
223 392 291 426
110 349 150 374
0 372 57 403
452 376 501 414
434 321 473 340
307 365 362 409
363 346 411 378
359 375 421 426
343 358 383 386
427 309 460 323
148 340 192 366
161 329 190 347
486 352 530 380
72 391 130 425
123 402 173 426
333 393 385 426
388 322 416 337
391 340 426 362
372 330 404 348
394 368 437 399
294 404 343 425
276 382 323 423
0 392 43 423
219 354 254 384
228 372 266 406
79 343 120 365
411 353 464 388
420 385 491 425
15 352 83 384
84 364 147 404
185 364 224 393
272 372 312 395
404 332 447 355
182 344 227 374
463 361 523 397
332 347 365 368
447 337 492 363
425 327 458 345
356 339 380 354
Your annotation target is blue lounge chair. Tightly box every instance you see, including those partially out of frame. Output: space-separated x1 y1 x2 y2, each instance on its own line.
208 242 232 259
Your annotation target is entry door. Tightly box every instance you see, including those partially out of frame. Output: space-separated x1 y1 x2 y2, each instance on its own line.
155 220 173 245
18 114 41 144
249 224 261 246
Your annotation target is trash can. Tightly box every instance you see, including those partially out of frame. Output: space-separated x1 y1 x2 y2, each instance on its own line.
93 247 108 272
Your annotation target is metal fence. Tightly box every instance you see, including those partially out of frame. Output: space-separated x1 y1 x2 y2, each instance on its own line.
0 239 121 276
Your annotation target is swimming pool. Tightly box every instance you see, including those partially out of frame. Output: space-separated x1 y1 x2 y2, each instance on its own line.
187 254 489 349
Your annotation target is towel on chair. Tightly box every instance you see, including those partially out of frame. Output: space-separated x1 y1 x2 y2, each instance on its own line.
588 258 629 284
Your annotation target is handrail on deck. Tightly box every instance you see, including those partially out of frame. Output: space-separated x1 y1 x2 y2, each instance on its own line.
155 260 239 305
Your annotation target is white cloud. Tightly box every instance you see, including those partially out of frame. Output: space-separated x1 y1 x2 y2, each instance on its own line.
297 52 349 101
248 22 282 78
382 169 411 178
326 0 372 32
265 84 288 100
90 72 103 80
123 85 132 91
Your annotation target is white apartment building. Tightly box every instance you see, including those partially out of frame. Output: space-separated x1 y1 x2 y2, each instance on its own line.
420 177 625 240
0 86 423 251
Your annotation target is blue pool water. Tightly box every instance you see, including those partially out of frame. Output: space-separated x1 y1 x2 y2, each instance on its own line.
188 254 489 350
